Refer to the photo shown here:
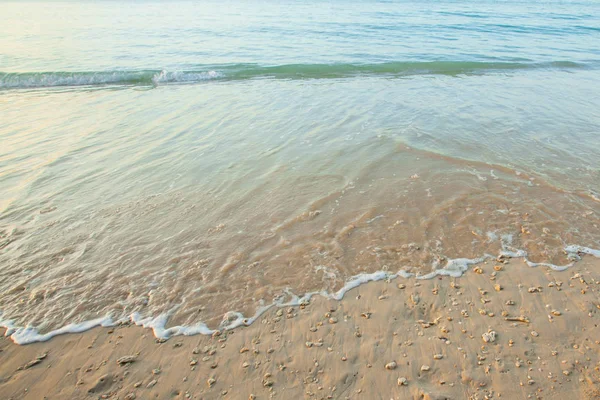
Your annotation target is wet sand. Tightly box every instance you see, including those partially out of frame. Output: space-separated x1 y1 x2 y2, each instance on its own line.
2 257 600 400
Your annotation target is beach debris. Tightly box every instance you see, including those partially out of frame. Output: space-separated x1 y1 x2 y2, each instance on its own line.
421 365 431 372
398 377 408 386
20 353 48 370
207 377 216 387
124 393 136 400
249 395 256 400
385 361 397 370
551 310 562 316
528 287 541 293
494 265 503 271
433 354 443 360
117 356 136 366
361 312 371 319
482 330 497 343
473 267 483 274
494 284 502 292
263 379 274 387
398 283 406 289
152 368 161 375
410 294 420 305
329 317 338 324
146 379 157 388
505 316 529 323
531 331 539 337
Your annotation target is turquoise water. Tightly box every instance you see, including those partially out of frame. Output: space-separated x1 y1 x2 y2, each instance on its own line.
1 0 600 343
1 0 600 84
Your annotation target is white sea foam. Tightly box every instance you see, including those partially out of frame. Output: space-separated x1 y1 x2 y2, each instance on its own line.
0 70 223 89
524 260 572 271
2 315 114 345
151 70 222 85
2 243 599 345
416 256 491 279
565 245 600 258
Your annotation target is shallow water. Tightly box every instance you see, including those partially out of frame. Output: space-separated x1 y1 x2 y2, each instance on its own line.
1 0 600 343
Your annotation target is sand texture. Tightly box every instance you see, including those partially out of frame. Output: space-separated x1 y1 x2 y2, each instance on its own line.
2 257 600 400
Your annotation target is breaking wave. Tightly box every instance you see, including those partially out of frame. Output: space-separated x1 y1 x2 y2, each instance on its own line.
0 60 594 90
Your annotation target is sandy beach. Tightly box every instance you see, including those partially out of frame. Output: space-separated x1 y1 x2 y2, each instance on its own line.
2 256 600 400
2 1 600 399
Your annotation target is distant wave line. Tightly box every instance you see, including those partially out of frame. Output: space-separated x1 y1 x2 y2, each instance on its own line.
0 60 595 89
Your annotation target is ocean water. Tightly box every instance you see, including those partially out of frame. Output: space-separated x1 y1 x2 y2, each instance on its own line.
1 0 600 343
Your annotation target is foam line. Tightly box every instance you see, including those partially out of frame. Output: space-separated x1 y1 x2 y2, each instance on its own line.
2 243 599 345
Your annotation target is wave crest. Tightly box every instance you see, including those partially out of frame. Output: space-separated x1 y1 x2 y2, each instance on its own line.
0 60 594 90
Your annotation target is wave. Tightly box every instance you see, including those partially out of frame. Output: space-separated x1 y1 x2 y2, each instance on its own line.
0 60 594 90
2 242 599 345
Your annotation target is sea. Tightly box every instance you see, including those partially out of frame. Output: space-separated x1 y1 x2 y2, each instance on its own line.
1 0 599 343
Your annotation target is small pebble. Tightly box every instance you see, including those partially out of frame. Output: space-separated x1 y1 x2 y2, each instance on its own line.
482 330 497 343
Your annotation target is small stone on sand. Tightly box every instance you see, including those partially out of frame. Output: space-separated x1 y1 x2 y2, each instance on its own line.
482 331 497 343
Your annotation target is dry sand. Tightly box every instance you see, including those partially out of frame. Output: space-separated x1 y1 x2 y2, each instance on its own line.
2 257 600 400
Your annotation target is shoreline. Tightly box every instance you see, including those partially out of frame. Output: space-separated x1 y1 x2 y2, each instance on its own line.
2 257 600 399
2 243 598 346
